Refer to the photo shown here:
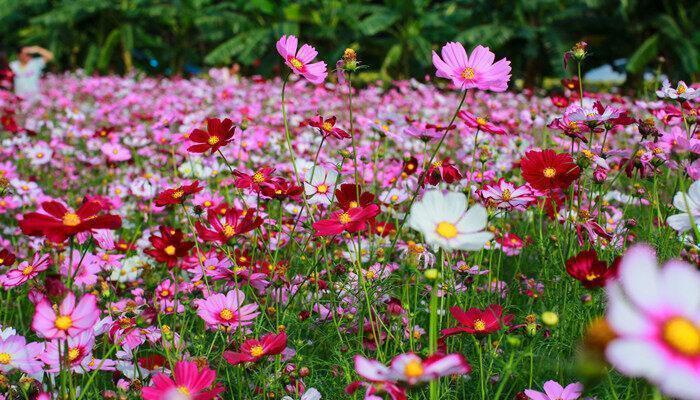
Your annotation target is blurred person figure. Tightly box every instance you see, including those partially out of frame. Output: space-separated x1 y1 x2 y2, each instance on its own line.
10 46 53 100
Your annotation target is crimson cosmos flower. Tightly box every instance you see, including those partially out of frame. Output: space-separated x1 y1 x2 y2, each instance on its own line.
442 304 508 337
335 183 375 211
565 249 619 289
520 149 580 191
154 181 203 207
305 115 350 139
144 226 194 268
0 249 16 267
233 167 275 193
19 200 122 243
187 117 236 154
313 204 380 236
425 157 462 186
260 178 303 200
458 110 507 135
222 331 287 365
195 208 263 244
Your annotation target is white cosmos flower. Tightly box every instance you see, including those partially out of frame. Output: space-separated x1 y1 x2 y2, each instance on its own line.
304 166 338 205
408 190 493 251
667 180 700 233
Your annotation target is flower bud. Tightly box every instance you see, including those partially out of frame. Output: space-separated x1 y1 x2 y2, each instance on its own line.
541 311 559 327
424 268 440 281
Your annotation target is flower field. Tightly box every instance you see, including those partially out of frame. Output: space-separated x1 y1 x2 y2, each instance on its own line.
0 38 699 400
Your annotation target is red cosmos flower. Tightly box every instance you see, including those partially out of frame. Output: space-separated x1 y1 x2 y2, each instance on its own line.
458 111 507 135
305 115 350 139
233 167 275 192
442 304 510 337
0 111 19 134
402 156 419 176
154 181 203 207
19 200 122 243
187 117 236 154
425 157 462 186
520 149 580 191
222 331 287 365
561 77 580 92
195 208 263 244
144 226 194 268
313 204 381 236
93 126 116 139
370 220 396 237
335 183 375 211
565 249 619 289
548 117 590 143
260 178 303 200
0 249 16 266
550 94 569 108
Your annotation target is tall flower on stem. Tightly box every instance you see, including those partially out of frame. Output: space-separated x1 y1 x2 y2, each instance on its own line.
432 43 511 92
32 292 99 339
19 200 122 243
141 360 224 400
276 35 327 85
187 117 236 154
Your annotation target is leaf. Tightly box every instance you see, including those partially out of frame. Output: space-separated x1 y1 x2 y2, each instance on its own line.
625 34 658 74
204 27 271 65
357 9 400 36
381 43 402 74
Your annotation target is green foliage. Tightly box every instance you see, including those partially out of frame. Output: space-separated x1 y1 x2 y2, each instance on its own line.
0 0 698 83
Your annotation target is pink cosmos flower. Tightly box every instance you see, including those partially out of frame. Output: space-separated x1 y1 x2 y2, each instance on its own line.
458 110 507 135
0 252 50 288
605 244 700 400
479 179 535 211
41 331 96 373
141 360 224 400
195 289 260 330
32 292 100 339
432 43 511 91
276 35 327 84
101 142 132 162
0 334 44 374
524 380 583 400
60 250 101 287
353 352 470 386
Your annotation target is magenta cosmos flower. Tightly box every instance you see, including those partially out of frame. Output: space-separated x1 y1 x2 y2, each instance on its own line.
0 334 44 375
0 252 50 288
141 360 224 400
432 43 511 92
276 35 327 84
524 380 583 400
195 289 260 330
354 352 470 386
31 292 99 339
605 244 700 400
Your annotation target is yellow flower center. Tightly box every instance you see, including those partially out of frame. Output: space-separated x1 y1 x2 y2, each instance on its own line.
62 213 81 227
461 67 475 80
585 273 600 281
474 319 486 331
223 224 236 238
37 153 44 158
0 353 11 364
663 317 700 356
164 245 176 256
55 315 73 330
404 360 424 378
435 221 458 239
677 84 687 95
208 136 220 145
476 117 487 125
22 265 34 275
177 386 191 396
432 160 443 168
501 189 512 201
68 348 80 361
289 57 303 70
220 308 234 321
316 184 328 194
160 290 170 297
348 201 359 209
172 190 184 199
365 270 376 280
339 212 351 224
322 122 333 132
542 167 556 178
250 345 264 358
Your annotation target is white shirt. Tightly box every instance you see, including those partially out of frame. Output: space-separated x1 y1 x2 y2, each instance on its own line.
10 58 46 99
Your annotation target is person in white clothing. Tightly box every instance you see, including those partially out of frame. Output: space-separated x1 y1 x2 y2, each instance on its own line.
9 46 54 101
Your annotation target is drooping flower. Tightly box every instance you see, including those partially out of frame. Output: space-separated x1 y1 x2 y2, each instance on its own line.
305 115 350 139
667 180 700 233
353 352 470 386
442 304 508 337
520 149 580 191
432 43 511 92
32 292 100 339
458 111 507 135
605 244 700 400
524 380 583 400
276 35 327 84
144 226 194 268
19 200 122 243
141 360 224 400
223 331 287 365
155 181 203 207
187 117 236 154
195 289 260 330
408 190 493 251
565 249 618 289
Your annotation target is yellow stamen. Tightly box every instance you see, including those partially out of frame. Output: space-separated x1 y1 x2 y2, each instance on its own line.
435 221 458 239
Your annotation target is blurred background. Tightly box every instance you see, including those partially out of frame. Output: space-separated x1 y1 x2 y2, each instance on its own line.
1 0 698 87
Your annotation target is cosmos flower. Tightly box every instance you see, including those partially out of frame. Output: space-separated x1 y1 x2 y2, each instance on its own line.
424 158 462 186
155 181 204 207
305 115 350 139
141 360 225 400
0 252 50 288
276 35 327 85
565 249 618 289
479 179 535 211
0 249 15 267
187 117 236 154
520 149 580 191
304 166 338 205
442 304 508 337
0 334 43 375
667 180 700 233
195 208 263 244
233 166 276 193
656 80 698 101
144 226 194 268
524 380 583 400
432 43 511 91
458 110 507 135
32 292 99 339
313 204 380 236
19 200 122 243
408 190 493 251
353 352 471 386
605 244 700 400
101 143 132 162
223 331 287 365
195 289 260 330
